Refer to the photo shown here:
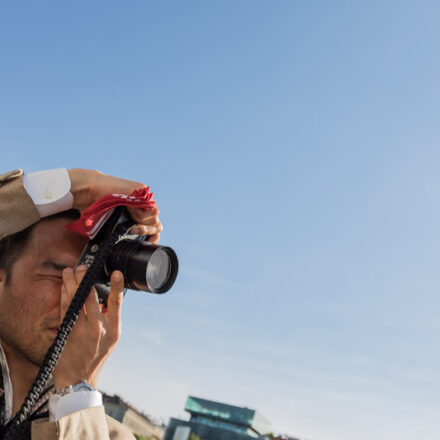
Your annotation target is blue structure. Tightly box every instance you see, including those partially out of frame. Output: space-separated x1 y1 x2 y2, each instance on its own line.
165 396 271 440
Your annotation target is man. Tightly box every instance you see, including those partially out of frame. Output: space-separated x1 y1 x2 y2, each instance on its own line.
0 168 163 439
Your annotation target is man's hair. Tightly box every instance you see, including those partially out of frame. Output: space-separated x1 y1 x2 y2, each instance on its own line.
0 209 80 282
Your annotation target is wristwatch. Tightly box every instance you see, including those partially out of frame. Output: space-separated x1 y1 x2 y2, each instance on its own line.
54 380 97 396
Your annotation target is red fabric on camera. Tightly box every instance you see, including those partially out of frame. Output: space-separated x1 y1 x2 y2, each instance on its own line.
66 187 156 238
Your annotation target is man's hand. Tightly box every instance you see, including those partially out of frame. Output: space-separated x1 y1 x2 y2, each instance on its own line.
53 265 124 389
68 168 162 244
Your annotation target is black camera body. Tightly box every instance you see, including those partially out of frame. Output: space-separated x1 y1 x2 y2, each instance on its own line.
76 205 178 303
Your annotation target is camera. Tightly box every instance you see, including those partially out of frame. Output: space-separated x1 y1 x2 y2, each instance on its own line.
76 205 178 302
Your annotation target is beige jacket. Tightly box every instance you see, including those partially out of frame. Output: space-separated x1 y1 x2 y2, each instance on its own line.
0 170 135 439
0 169 41 239
32 407 134 439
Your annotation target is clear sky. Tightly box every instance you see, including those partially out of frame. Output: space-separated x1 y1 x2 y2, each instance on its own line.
2 1 440 439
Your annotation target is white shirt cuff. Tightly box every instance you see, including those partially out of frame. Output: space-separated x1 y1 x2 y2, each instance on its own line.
48 390 103 422
22 168 74 218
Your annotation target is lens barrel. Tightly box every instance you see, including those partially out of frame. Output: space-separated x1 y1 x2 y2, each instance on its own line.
106 239 178 293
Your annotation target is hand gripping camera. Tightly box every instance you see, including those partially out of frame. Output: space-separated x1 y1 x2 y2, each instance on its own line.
76 205 178 302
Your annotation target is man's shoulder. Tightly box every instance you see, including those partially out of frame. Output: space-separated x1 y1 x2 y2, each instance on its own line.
31 406 135 440
106 412 136 439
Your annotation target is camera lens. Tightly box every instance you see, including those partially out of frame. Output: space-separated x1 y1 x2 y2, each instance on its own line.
146 248 171 291
106 239 178 293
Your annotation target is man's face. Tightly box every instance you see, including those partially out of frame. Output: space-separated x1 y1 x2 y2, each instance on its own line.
0 217 87 366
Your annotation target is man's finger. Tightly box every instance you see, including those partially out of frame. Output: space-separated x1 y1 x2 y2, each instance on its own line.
141 216 162 227
74 265 88 284
62 268 77 295
128 206 160 223
130 223 163 236
148 233 160 244
60 284 70 320
74 265 90 319
105 271 124 336
84 286 100 321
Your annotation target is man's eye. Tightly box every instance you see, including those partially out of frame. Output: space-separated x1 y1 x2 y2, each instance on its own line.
36 273 63 281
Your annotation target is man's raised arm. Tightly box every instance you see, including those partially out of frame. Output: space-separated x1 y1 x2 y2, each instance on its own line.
0 168 162 242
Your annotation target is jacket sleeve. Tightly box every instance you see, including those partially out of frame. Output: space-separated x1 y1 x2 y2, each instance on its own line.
31 406 135 440
0 169 40 239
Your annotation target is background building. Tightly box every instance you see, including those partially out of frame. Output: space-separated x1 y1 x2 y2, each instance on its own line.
165 396 271 440
103 393 165 440
270 435 300 440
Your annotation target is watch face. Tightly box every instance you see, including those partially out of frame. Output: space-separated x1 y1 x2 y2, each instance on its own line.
72 382 95 392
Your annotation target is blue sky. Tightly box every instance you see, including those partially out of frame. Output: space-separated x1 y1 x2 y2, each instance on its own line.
2 1 440 439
